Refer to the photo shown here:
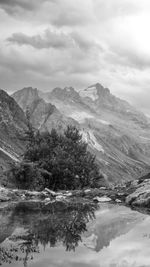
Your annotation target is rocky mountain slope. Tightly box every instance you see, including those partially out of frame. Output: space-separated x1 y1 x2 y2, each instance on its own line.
12 87 77 133
12 84 150 184
0 89 27 176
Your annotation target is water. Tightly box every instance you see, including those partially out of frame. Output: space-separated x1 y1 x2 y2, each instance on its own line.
0 201 150 267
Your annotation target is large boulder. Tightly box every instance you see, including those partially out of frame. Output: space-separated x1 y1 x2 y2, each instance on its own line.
126 179 150 207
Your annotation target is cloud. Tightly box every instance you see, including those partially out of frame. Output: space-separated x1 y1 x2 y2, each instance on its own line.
7 28 102 52
0 27 102 90
7 30 73 50
104 47 150 71
70 31 103 51
0 0 48 14
0 0 94 27
48 0 95 27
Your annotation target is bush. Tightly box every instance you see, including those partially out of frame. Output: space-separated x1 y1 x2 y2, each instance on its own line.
9 121 103 190
8 161 51 190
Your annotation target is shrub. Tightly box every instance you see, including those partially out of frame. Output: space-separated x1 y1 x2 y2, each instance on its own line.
9 119 103 190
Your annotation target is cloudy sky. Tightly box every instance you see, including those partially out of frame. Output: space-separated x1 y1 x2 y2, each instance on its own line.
1 0 150 115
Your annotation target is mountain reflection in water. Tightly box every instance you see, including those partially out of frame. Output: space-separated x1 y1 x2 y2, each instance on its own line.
1 202 150 267
0 201 97 266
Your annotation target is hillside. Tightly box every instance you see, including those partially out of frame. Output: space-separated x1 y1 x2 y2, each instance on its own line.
12 84 150 184
0 89 27 176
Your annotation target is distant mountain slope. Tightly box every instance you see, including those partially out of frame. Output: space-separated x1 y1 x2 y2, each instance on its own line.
0 89 27 176
12 84 150 184
38 86 98 124
79 83 148 127
12 87 39 111
12 87 78 133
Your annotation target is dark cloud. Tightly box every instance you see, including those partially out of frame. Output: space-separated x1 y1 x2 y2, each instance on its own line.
7 29 101 51
0 0 93 27
0 0 49 14
7 29 73 50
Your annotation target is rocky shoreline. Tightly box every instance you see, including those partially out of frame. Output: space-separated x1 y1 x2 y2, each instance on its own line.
0 173 150 211
0 185 125 211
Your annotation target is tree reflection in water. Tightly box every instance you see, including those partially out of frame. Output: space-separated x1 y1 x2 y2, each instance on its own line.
0 201 98 266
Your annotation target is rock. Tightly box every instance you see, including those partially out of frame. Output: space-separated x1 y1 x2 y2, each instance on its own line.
130 180 139 187
84 189 91 193
44 188 57 196
44 198 51 202
99 187 106 190
56 195 66 201
126 182 150 207
21 194 26 200
0 187 11 202
93 196 111 202
115 199 121 203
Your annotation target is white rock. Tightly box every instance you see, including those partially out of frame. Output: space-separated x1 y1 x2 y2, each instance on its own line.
21 194 26 200
44 198 51 202
93 196 111 202
56 195 66 201
84 189 91 193
44 188 57 196
115 199 121 203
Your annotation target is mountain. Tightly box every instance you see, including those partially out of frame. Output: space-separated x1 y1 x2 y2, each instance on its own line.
0 89 27 176
12 87 39 111
12 87 77 133
79 83 148 125
12 84 150 184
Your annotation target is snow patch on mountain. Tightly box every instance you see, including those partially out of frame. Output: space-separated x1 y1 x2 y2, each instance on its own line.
81 130 104 153
79 86 99 101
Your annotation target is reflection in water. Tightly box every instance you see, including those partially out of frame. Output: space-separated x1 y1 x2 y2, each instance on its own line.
1 203 150 267
0 201 97 266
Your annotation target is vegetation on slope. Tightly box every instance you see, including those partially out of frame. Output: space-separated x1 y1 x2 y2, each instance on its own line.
8 113 103 191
